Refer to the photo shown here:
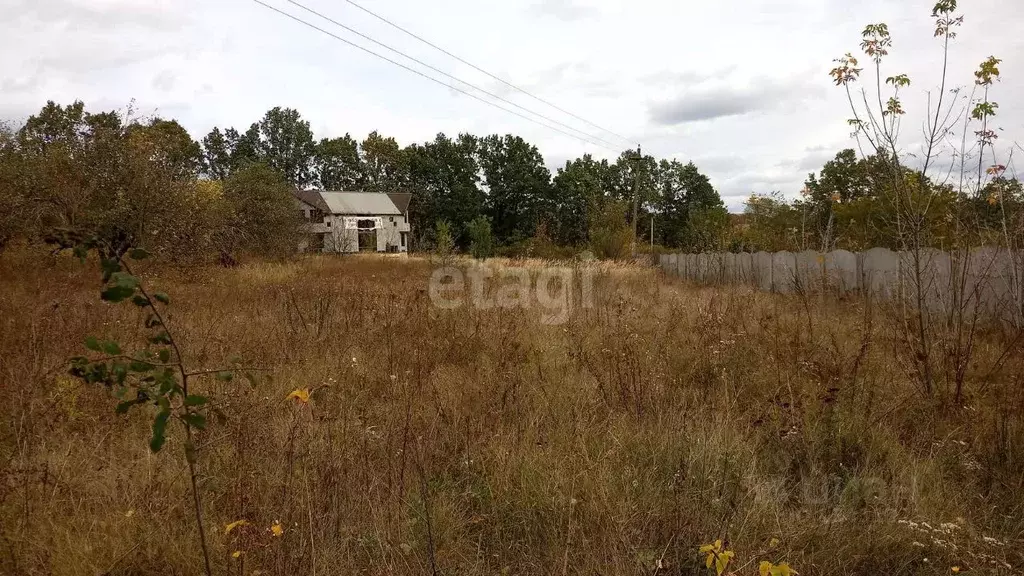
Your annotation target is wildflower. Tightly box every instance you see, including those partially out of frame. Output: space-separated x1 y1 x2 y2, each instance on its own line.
271 520 284 537
232 550 243 559
951 567 960 574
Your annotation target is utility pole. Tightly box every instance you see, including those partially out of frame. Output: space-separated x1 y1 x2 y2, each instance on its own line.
631 144 641 256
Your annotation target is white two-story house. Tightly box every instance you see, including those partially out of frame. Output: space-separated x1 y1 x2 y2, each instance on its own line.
294 190 412 253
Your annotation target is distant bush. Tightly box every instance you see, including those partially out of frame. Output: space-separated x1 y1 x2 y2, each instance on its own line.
589 200 634 259
466 216 493 260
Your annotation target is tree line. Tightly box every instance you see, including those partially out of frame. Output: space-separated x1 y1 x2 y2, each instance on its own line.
737 148 1024 254
0 101 730 261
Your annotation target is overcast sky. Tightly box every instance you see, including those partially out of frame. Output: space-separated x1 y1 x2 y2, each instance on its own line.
2 0 1022 210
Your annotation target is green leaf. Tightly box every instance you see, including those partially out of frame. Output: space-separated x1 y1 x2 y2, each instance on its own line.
131 295 151 308
153 292 170 305
101 258 122 283
149 332 172 345
150 409 170 452
215 371 233 382
85 336 102 352
184 395 209 406
109 272 139 289
101 285 135 303
101 341 122 355
112 361 128 385
181 412 207 430
145 314 162 328
158 349 170 363
72 245 88 263
129 360 154 373
128 248 151 260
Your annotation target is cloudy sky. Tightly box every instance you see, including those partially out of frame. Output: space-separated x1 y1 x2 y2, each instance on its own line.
2 0 1022 210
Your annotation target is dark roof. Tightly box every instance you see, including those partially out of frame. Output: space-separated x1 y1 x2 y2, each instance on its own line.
386 193 412 215
293 189 330 212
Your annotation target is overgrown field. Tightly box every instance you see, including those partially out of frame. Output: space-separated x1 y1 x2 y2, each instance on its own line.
1 250 1022 575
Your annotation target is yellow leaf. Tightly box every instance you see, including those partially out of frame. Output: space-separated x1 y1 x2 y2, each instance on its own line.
232 550 242 559
772 562 798 576
705 553 714 569
271 521 284 537
224 519 247 535
951 568 960 574
286 389 311 404
715 550 734 576
760 561 773 576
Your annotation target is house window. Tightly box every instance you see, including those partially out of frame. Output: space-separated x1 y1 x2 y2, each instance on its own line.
400 232 407 248
326 220 331 228
389 216 394 222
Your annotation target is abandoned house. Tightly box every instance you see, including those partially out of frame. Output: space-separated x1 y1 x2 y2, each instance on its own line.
294 190 412 253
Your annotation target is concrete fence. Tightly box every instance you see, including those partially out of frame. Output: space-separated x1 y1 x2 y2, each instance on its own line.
658 248 1024 322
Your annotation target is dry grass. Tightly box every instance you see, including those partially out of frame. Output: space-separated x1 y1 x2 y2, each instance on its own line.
1 248 1022 575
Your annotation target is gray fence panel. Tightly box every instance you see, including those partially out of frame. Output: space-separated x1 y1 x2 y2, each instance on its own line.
863 247 900 299
772 251 797 293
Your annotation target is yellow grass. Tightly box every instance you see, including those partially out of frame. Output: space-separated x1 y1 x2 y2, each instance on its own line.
0 249 1021 575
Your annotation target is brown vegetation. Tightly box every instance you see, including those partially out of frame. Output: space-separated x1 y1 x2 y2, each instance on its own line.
1 248 1022 575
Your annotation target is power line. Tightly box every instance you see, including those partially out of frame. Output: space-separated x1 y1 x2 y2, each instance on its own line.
282 0 624 150
340 0 637 149
252 0 623 152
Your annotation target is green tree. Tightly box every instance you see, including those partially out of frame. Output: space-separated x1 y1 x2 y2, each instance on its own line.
0 122 32 249
551 155 613 246
609 149 658 236
314 134 363 189
740 192 803 252
254 107 315 187
406 133 483 247
654 160 726 249
219 164 301 258
132 118 203 180
589 199 634 259
201 127 233 179
15 101 188 258
361 131 409 191
478 134 553 246
467 216 494 259
434 219 455 258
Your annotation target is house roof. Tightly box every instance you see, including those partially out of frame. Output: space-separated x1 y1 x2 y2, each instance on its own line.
320 192 401 215
386 193 412 215
293 189 330 213
293 190 404 216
